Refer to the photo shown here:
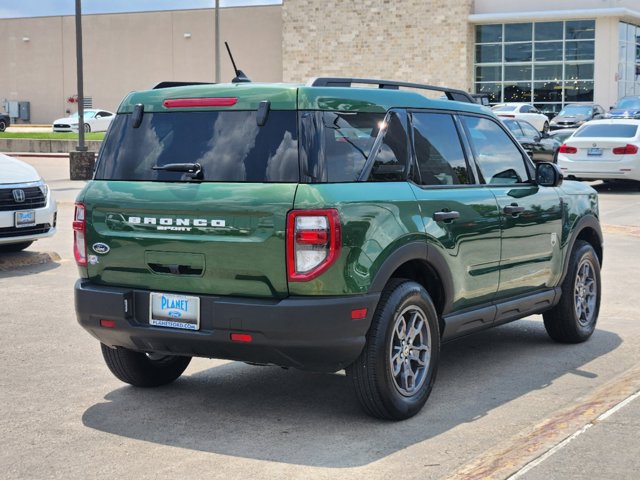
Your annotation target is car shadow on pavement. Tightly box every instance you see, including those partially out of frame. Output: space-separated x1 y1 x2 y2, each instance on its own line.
0 251 61 276
592 182 640 194
82 319 621 468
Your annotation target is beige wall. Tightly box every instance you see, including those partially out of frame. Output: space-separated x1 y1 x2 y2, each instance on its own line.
282 0 474 91
0 6 282 123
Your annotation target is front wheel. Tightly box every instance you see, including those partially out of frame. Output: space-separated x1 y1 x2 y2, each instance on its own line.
543 240 601 343
84 123 91 133
0 120 6 132
347 279 440 420
101 344 191 387
542 121 550 134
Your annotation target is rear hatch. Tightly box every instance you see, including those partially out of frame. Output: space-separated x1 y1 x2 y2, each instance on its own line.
82 92 299 299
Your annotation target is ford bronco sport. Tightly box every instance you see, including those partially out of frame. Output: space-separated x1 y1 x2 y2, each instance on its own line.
75 77 602 420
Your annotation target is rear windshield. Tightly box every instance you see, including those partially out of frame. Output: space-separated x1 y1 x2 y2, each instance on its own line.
574 124 639 138
95 111 299 182
615 97 640 110
492 105 517 112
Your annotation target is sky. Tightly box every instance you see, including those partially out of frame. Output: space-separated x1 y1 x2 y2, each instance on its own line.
0 0 282 19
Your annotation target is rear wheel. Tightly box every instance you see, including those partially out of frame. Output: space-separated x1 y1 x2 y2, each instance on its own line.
0 241 33 252
347 279 440 420
543 240 601 343
542 121 550 134
0 120 6 132
100 344 191 387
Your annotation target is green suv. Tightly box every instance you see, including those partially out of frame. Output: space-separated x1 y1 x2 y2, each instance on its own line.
74 77 602 420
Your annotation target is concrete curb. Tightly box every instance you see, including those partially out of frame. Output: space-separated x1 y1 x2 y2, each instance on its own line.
0 138 102 153
0 251 62 271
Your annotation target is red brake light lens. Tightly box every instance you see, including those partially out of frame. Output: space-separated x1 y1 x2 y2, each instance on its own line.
287 209 341 282
163 97 238 108
559 144 577 154
612 144 639 155
73 203 87 267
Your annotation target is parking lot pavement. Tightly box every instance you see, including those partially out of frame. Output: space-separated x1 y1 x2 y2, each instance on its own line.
1 158 639 480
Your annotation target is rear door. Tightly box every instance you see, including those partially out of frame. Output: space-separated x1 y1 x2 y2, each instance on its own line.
85 109 299 299
408 111 501 312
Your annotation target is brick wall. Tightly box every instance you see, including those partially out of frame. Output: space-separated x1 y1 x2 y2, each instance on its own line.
283 0 474 92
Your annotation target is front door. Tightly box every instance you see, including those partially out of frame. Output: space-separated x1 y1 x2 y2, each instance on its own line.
460 115 563 300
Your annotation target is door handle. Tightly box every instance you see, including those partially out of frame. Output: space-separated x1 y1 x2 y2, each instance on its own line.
503 203 525 215
432 210 460 222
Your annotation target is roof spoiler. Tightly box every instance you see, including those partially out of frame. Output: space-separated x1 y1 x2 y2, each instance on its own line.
153 81 214 89
308 77 477 104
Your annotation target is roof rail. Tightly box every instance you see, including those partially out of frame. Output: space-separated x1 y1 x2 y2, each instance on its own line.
153 81 214 89
308 77 477 104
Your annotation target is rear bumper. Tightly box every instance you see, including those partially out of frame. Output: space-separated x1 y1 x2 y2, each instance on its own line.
75 280 380 372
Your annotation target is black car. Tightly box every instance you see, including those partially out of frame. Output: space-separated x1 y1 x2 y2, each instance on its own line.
549 104 605 130
0 113 10 132
502 118 561 163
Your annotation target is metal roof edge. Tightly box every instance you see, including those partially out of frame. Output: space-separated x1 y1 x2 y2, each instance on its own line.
468 7 640 24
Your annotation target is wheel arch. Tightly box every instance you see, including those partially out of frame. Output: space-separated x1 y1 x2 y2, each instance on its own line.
368 241 454 334
561 214 603 284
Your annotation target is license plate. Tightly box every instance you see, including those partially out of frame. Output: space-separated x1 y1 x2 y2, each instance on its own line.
587 148 602 156
149 292 200 330
15 210 36 228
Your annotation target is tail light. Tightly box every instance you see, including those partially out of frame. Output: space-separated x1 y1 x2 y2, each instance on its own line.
559 144 577 154
287 209 341 282
73 203 87 267
612 144 639 155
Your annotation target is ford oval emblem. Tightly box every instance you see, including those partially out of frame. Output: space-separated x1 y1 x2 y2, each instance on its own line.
92 242 110 254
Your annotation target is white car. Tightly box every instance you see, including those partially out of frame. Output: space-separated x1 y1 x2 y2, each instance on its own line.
0 154 57 252
556 119 640 182
52 109 115 133
492 103 550 133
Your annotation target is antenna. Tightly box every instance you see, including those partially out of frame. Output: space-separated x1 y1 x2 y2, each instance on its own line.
224 41 251 83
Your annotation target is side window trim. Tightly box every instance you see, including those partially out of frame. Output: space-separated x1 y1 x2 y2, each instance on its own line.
458 113 535 185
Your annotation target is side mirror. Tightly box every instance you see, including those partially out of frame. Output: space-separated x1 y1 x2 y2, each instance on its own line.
536 162 563 187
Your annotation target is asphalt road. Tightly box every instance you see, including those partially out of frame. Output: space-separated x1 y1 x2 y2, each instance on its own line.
1 158 639 480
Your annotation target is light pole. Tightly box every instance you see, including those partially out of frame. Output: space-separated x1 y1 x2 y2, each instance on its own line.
75 0 86 152
215 0 220 83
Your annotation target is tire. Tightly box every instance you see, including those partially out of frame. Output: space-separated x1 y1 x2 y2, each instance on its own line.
347 279 440 420
0 120 6 132
543 240 601 343
0 241 33 252
84 123 91 133
100 344 191 387
542 121 550 134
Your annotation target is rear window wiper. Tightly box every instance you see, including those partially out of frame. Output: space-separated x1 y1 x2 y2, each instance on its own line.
152 163 203 180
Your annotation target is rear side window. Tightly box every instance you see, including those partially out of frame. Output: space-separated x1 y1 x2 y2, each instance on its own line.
411 112 471 185
300 111 384 182
574 124 638 138
95 111 299 182
461 116 530 184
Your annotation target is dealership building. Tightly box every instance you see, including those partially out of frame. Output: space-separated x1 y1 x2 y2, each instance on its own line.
0 0 639 123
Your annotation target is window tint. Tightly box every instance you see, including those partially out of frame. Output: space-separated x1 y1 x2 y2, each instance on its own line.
411 112 471 185
503 119 523 135
369 111 409 182
574 124 639 138
462 116 530 184
95 111 299 182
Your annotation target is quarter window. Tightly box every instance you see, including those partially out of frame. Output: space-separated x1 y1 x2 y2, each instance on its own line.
462 116 530 185
411 112 471 185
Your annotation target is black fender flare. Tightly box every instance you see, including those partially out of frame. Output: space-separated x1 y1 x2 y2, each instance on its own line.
368 241 455 315
560 214 603 284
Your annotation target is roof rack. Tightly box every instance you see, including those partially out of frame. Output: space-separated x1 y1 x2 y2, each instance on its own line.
153 81 214 89
308 77 477 104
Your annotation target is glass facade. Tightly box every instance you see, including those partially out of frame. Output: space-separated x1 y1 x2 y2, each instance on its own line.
475 20 595 116
618 22 640 98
